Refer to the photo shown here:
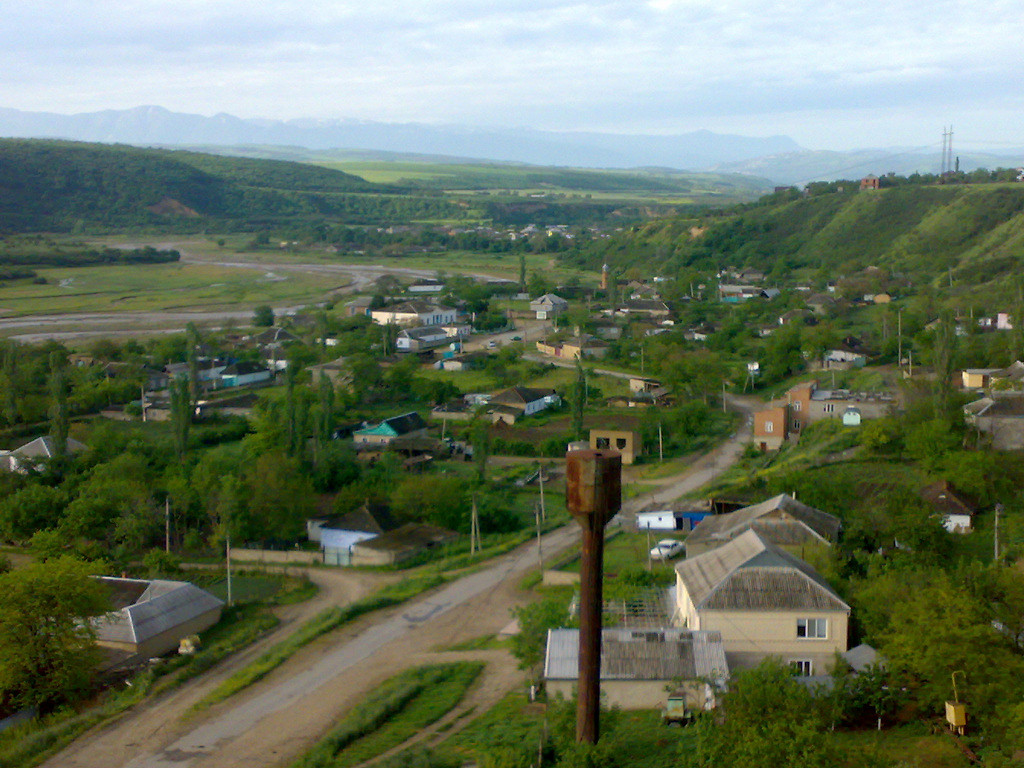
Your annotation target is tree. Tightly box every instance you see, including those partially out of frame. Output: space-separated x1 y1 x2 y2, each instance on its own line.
694 660 836 768
169 375 192 460
571 357 586 440
471 418 491 484
0 556 108 709
48 353 69 462
253 304 275 327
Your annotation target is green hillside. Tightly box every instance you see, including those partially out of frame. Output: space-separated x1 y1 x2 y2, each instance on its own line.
0 139 464 233
569 183 1024 292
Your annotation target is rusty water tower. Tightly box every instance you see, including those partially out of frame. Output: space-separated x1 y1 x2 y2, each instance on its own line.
565 448 621 744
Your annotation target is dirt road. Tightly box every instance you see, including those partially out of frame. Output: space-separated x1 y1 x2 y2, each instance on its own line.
45 526 579 768
42 399 758 768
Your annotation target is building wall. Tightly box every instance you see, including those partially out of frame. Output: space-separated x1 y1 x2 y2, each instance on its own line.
687 608 848 674
589 430 640 464
808 399 889 422
971 416 1024 450
97 607 223 659
547 679 703 710
753 407 788 450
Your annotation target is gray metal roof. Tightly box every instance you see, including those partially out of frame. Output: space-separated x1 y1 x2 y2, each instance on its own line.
686 493 840 548
93 578 224 644
544 627 728 682
675 530 849 613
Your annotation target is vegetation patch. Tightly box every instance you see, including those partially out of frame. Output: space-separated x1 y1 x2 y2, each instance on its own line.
289 662 483 768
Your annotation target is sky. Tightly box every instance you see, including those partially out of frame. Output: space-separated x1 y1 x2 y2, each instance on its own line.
3 0 1024 150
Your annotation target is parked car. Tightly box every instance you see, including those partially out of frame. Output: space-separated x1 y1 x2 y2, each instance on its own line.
487 340 499 348
650 539 684 560
511 335 523 341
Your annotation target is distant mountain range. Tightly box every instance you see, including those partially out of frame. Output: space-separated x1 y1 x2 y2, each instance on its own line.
0 105 798 171
1 105 1022 184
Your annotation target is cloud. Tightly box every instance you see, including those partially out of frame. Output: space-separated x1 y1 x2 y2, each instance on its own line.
1 0 1022 148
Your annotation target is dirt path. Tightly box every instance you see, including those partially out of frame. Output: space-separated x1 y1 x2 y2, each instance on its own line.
39 567 400 768
620 393 760 516
42 527 578 768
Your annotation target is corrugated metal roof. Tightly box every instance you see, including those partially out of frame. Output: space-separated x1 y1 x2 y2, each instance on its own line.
675 530 849 613
687 493 840 547
544 628 728 682
93 578 224 645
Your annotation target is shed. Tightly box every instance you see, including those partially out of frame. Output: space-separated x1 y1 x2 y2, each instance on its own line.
544 628 728 710
350 523 458 566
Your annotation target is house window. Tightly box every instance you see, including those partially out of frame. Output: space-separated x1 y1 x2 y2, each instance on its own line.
596 437 610 449
792 419 802 431
796 618 828 639
823 403 834 413
791 660 813 676
765 421 774 433
793 401 801 411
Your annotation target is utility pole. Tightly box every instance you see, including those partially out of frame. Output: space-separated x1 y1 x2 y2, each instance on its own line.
141 384 147 423
538 461 547 521
658 422 664 461
994 503 1003 561
165 497 171 553
470 495 480 554
535 502 544 568
226 532 233 607
898 308 903 369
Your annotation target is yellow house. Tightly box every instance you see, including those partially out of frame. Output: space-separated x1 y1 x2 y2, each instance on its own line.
675 530 850 676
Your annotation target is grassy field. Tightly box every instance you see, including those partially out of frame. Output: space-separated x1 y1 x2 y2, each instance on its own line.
0 261 339 317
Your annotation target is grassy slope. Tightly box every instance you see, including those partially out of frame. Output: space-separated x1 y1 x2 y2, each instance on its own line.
580 183 1024 295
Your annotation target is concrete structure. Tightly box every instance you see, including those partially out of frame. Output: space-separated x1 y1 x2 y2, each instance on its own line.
684 493 840 558
530 293 569 320
964 394 1024 450
614 300 671 319
841 407 862 426
353 412 428 446
93 578 223 659
349 522 457 566
370 301 457 327
589 429 641 464
675 530 850 674
962 368 999 389
545 628 728 711
636 506 713 533
820 349 867 370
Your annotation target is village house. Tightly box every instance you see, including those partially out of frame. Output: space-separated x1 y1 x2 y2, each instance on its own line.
487 386 560 425
544 628 729 711
964 394 1024 450
684 493 841 559
350 522 458 566
395 326 451 352
674 530 850 675
353 412 429 446
307 504 398 566
535 334 608 360
1 435 88 473
93 577 223 665
919 480 977 534
529 293 569 320
614 299 672 320
219 361 272 388
370 301 458 327
751 381 896 449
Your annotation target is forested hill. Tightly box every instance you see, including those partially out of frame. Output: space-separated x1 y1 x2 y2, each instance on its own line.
0 139 460 232
570 182 1024 291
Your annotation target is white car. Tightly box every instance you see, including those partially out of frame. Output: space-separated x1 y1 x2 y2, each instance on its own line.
650 539 685 560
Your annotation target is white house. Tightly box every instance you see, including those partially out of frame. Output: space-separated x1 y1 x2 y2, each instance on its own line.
370 301 458 327
396 326 451 352
219 361 272 388
530 294 569 320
